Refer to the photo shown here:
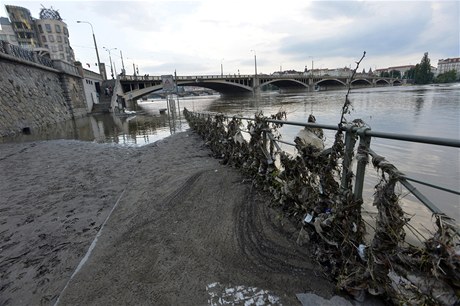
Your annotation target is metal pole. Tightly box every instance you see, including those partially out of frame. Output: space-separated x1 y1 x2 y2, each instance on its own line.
104 47 117 79
120 50 125 74
341 127 357 190
254 53 257 77
221 58 224 77
76 21 103 79
354 127 371 201
109 51 114 79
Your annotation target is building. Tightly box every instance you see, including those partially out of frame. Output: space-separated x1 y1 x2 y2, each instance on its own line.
437 58 460 75
374 65 415 77
4 5 39 49
2 5 75 63
0 16 17 45
35 7 74 63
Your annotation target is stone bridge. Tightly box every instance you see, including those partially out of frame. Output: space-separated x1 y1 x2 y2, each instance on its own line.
118 74 402 101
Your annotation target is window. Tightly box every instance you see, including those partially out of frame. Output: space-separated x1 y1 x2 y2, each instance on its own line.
41 35 47 42
64 37 68 44
45 24 51 33
55 24 61 33
57 35 62 43
63 27 68 36
38 24 43 33
0 34 6 41
9 35 16 42
58 44 63 51
48 35 54 42
60 53 65 59
51 45 57 52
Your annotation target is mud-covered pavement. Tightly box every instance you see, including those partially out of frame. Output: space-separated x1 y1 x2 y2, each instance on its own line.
1 131 341 305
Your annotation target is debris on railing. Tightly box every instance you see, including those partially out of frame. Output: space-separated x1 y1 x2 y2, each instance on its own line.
184 108 459 305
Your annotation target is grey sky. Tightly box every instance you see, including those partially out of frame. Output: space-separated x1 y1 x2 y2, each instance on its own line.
2 0 459 76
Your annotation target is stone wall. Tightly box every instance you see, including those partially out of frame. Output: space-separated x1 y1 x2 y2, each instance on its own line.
0 54 87 137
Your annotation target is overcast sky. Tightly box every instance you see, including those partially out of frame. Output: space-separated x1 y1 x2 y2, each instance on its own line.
2 0 459 76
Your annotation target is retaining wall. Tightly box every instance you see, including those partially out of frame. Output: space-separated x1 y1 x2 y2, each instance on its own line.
0 53 87 137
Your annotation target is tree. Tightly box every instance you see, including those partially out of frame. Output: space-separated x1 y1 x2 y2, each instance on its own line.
389 70 401 79
403 67 415 79
414 52 434 84
435 70 458 83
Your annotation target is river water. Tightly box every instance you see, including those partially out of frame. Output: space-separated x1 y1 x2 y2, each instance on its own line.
2 83 459 231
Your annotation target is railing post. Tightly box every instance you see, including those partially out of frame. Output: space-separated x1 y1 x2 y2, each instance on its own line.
354 127 371 201
341 124 357 191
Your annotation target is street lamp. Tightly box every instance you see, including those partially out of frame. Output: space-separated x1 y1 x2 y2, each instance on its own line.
103 46 117 79
221 58 224 77
119 50 125 75
251 50 257 77
127 57 136 76
76 20 104 79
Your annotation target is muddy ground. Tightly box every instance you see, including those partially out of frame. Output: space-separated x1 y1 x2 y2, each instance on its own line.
0 131 339 305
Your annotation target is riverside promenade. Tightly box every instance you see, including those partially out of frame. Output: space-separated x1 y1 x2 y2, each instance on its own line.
0 131 383 305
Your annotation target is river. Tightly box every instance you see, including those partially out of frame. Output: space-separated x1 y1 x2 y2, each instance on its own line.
2 83 459 230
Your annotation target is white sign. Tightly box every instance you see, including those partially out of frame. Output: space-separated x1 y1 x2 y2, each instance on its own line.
161 75 175 92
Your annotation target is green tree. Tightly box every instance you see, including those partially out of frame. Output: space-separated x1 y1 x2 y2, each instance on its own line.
414 52 434 84
435 70 458 83
389 70 401 79
403 67 415 79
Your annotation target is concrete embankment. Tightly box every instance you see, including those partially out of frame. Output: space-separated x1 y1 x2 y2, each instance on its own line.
0 53 87 138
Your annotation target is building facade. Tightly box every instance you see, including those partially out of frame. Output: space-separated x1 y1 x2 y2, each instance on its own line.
0 17 17 45
2 5 75 63
35 18 74 63
437 58 460 75
4 5 39 49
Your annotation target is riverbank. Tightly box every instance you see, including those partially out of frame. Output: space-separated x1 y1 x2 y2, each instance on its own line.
0 131 360 305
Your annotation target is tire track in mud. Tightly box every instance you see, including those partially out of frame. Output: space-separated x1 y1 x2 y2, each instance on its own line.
235 183 320 276
160 169 209 210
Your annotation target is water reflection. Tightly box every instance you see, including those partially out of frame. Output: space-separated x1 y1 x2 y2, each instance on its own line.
0 111 186 146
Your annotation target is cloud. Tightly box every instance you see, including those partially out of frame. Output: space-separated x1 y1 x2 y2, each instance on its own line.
281 2 433 58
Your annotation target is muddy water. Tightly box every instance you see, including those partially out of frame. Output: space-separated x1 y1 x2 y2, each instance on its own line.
2 83 459 228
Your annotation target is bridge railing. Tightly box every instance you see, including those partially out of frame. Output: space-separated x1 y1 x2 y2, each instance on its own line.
183 108 459 304
119 74 254 82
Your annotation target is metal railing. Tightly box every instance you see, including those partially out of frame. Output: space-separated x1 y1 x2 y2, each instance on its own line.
0 41 53 68
190 111 459 217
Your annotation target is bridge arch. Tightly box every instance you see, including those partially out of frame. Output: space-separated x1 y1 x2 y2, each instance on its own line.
176 80 253 93
259 78 308 89
351 78 372 86
315 78 347 90
375 79 391 86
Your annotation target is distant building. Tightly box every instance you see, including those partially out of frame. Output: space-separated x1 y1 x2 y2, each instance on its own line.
304 67 352 77
0 16 17 45
375 65 415 77
2 4 75 63
35 7 74 63
4 5 39 49
437 58 460 75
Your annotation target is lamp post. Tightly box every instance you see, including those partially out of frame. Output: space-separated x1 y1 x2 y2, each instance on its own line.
76 20 104 79
221 58 224 77
119 50 125 75
127 57 136 76
103 46 117 79
251 50 257 77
